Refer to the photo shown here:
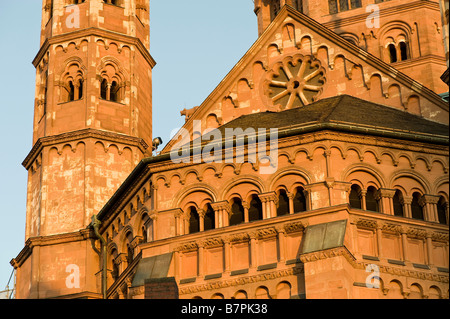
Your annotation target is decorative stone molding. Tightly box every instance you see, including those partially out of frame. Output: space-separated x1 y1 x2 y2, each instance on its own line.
258 192 279 205
174 241 198 253
178 267 303 295
407 227 427 239
201 237 224 249
382 223 403 234
431 232 449 242
130 236 144 249
256 227 278 239
283 221 305 234
355 218 378 230
226 232 250 243
299 246 357 266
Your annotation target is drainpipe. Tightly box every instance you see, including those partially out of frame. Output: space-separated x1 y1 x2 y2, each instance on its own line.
91 214 107 299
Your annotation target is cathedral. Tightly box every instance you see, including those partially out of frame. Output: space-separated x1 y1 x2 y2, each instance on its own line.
10 0 449 299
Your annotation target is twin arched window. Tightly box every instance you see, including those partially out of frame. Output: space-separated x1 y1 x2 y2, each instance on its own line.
388 42 409 63
99 59 126 103
100 79 121 102
59 60 86 103
349 184 380 212
328 0 362 14
187 204 216 234
186 188 308 233
349 185 448 225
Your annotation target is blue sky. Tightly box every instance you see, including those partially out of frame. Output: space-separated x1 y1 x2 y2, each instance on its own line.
0 0 257 292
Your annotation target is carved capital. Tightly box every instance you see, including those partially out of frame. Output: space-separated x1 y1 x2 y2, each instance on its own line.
174 241 198 252
422 194 441 205
283 221 305 234
256 227 278 239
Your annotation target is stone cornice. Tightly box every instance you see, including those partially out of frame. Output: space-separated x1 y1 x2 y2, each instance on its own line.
23 128 149 170
178 266 303 295
322 0 440 30
299 246 357 265
10 229 95 268
33 27 156 69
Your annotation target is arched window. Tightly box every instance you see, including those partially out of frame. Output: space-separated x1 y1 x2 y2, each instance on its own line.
126 232 134 266
60 61 85 102
248 195 263 221
101 79 108 100
366 186 379 212
411 192 424 220
399 42 408 61
255 286 271 299
68 81 75 102
110 248 119 281
393 190 404 217
141 213 153 243
388 44 398 63
110 81 119 102
437 196 448 225
188 206 200 234
277 190 290 216
293 187 307 213
77 79 83 99
349 184 362 209
204 204 215 231
230 198 245 226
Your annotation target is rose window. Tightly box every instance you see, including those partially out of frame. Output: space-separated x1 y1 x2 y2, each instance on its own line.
266 55 326 110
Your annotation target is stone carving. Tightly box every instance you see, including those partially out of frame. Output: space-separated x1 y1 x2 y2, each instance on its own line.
266 54 326 110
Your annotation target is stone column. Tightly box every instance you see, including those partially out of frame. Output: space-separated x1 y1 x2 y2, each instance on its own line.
259 192 278 219
359 189 367 211
401 229 408 262
222 203 231 227
106 83 111 100
376 225 383 258
249 232 258 270
117 253 128 273
287 192 295 215
149 212 157 241
74 82 80 100
377 189 397 215
422 195 441 222
402 196 413 218
277 228 286 263
426 232 434 266
211 202 230 229
197 242 204 277
242 201 250 223
223 238 231 274
197 209 205 232
174 210 183 236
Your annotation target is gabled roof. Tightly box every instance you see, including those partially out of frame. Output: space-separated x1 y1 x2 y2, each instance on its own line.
217 94 449 138
163 5 448 153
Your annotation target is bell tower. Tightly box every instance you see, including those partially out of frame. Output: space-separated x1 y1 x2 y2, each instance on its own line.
12 0 155 298
26 0 155 238
254 0 303 36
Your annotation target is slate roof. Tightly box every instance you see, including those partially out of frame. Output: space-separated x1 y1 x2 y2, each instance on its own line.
215 95 449 139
